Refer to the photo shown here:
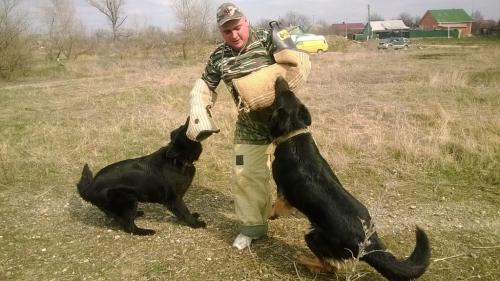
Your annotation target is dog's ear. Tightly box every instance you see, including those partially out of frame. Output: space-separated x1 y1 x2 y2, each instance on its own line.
170 123 187 143
167 126 183 159
298 104 312 126
275 76 289 94
170 127 180 141
270 107 291 136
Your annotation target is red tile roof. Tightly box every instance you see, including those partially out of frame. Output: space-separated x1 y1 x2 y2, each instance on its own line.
332 23 365 29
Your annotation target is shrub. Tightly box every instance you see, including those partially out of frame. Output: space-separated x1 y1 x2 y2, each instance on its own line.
0 0 31 79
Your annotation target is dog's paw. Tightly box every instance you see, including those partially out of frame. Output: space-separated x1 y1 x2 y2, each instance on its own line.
190 220 207 228
294 254 338 274
133 228 156 236
269 213 279 220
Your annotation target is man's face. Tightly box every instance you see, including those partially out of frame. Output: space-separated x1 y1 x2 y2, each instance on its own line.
219 17 249 51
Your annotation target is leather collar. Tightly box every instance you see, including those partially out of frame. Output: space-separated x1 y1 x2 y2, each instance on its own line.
273 127 310 145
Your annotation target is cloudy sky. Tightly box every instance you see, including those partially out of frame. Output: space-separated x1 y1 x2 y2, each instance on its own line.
27 0 500 31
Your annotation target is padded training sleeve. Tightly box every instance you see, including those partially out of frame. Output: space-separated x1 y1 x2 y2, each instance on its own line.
186 79 220 141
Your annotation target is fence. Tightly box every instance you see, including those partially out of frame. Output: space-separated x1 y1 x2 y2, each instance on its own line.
409 29 459 38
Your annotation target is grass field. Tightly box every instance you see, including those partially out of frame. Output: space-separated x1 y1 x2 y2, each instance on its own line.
1 39 499 280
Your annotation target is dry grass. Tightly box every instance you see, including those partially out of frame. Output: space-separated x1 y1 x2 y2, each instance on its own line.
0 41 499 281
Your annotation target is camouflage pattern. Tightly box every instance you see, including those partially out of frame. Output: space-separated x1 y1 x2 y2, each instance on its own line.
216 3 244 26
201 29 276 145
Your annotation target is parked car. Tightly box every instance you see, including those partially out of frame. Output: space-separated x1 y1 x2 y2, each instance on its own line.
377 37 411 50
294 34 329 53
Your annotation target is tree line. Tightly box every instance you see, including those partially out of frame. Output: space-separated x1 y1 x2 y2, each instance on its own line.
1 0 498 80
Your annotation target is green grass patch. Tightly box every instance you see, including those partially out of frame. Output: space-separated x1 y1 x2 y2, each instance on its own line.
416 36 500 46
429 150 500 188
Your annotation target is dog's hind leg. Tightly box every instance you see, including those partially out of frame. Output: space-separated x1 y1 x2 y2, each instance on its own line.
269 192 294 219
301 227 339 273
165 197 206 228
295 254 337 274
107 188 155 235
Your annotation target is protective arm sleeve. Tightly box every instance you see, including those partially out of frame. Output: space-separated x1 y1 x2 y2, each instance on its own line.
186 79 220 142
232 49 311 111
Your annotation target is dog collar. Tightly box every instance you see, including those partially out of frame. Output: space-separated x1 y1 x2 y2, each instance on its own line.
266 127 310 155
273 127 310 145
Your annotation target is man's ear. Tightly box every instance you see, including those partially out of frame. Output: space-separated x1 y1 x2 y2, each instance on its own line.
299 104 311 126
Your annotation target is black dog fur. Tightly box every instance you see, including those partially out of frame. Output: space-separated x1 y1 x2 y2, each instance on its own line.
269 77 431 281
76 118 205 235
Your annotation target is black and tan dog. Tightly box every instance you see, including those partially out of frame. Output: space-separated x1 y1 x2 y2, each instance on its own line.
76 118 205 235
269 77 430 281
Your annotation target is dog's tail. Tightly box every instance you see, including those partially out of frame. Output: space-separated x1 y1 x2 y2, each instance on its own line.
361 227 431 281
76 163 94 201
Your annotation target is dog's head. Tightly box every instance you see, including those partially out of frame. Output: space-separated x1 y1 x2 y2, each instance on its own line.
166 118 203 163
270 76 311 137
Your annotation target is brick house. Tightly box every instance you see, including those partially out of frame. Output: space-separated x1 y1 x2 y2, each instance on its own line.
419 9 473 37
331 23 365 38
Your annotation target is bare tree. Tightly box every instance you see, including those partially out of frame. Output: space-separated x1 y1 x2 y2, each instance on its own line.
0 0 31 79
471 10 484 21
87 0 126 40
134 25 168 50
279 12 311 30
309 20 331 35
253 18 272 30
398 12 413 28
368 13 384 21
40 0 83 61
413 15 421 28
171 0 212 60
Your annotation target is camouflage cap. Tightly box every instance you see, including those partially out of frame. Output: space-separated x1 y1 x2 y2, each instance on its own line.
216 3 244 26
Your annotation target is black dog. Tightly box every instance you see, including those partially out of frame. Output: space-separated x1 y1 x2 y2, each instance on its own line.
269 77 430 281
76 118 205 235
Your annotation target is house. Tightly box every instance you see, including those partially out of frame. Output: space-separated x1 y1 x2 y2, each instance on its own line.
419 9 473 38
363 20 410 39
331 23 365 38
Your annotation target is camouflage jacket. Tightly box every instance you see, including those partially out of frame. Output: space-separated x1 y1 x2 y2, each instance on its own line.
201 29 276 145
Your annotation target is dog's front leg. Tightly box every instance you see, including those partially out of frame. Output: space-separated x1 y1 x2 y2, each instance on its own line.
269 191 294 219
165 197 206 228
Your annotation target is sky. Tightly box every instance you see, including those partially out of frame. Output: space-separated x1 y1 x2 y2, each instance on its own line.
26 0 500 32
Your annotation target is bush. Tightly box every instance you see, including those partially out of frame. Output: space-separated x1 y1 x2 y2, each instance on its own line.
0 36 31 79
0 0 32 80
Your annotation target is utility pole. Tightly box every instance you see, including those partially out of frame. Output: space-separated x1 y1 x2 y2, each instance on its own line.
368 4 371 22
345 18 348 38
368 4 371 39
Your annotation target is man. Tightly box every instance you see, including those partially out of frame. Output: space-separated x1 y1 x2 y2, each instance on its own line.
186 2 310 250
